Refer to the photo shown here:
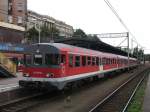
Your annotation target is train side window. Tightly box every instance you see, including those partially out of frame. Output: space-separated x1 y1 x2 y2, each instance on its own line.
106 58 109 65
69 54 73 67
45 54 59 66
61 54 66 64
75 56 80 67
88 56 91 65
92 57 95 65
96 57 99 66
82 56 86 66
102 58 105 65
25 54 32 65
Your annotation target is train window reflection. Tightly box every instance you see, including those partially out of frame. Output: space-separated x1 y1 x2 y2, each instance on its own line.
34 54 42 65
45 54 59 66
25 54 32 65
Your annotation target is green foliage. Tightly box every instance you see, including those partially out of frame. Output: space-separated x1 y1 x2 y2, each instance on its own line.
133 47 144 60
27 25 59 42
127 78 147 112
73 29 87 38
27 27 38 40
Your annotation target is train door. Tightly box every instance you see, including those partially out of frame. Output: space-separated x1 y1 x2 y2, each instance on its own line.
99 57 103 71
60 53 66 77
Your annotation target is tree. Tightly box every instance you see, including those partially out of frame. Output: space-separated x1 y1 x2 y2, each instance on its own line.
133 47 144 60
73 29 87 38
26 27 39 42
27 25 59 43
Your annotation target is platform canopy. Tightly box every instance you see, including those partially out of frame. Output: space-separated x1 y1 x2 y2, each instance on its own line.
55 37 135 58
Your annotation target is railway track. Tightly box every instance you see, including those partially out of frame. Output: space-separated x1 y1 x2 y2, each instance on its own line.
89 68 149 112
0 66 148 112
0 89 62 112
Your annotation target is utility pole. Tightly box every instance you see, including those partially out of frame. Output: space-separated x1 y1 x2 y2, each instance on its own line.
127 32 130 71
35 22 41 43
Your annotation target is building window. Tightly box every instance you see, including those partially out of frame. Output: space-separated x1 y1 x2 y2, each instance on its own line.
17 3 23 11
17 16 23 24
8 15 13 23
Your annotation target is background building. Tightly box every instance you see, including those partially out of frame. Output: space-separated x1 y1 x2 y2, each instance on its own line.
0 0 8 22
0 21 25 43
55 20 73 38
27 10 74 38
0 0 27 27
27 10 55 30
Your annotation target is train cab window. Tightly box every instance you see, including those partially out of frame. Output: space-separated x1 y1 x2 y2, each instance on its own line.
34 54 43 65
25 54 32 65
88 56 91 65
45 54 59 66
82 56 86 66
96 57 99 66
75 56 80 67
69 54 73 67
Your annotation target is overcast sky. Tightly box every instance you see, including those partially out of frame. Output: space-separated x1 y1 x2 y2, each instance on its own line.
28 0 150 54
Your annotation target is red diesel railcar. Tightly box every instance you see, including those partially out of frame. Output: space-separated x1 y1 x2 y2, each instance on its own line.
19 43 138 90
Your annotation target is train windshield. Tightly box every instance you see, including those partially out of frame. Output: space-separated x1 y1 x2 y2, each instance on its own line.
45 54 60 66
25 54 61 67
34 54 43 65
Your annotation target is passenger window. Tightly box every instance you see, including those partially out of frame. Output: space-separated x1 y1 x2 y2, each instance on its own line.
69 54 73 67
102 58 107 65
88 56 91 65
25 54 32 65
75 56 80 67
45 54 59 66
96 57 99 66
82 56 86 66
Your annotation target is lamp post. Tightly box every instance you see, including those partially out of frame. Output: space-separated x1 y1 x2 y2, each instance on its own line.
35 21 41 43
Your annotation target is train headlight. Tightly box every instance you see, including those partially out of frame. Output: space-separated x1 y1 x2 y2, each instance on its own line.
46 73 54 78
23 73 30 77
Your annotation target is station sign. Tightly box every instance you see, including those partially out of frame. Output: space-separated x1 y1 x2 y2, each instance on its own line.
0 44 24 52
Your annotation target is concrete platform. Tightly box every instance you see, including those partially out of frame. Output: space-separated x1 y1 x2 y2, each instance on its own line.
0 72 23 93
143 74 150 112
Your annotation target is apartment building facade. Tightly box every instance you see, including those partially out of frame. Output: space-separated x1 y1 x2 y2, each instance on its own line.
27 10 74 38
0 0 27 27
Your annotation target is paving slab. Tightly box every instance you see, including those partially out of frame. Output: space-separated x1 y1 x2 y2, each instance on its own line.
0 73 23 92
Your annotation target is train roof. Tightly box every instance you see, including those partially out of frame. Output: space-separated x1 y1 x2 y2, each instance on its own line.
26 43 136 60
38 43 118 57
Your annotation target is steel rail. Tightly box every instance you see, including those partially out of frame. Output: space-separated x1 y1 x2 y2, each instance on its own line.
89 69 149 112
121 71 149 112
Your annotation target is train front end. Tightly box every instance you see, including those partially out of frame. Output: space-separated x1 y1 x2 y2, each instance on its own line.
19 43 66 90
